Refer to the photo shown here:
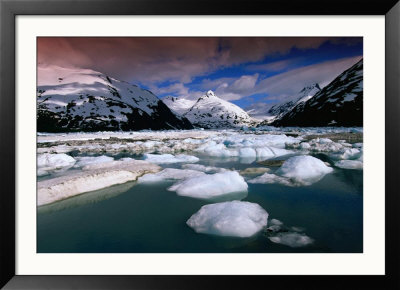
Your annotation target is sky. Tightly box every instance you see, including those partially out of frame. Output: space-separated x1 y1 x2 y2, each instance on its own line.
37 37 362 109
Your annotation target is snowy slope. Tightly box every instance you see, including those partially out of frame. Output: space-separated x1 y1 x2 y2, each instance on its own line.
37 66 193 132
247 83 320 124
272 58 363 127
268 83 321 118
183 90 255 128
162 96 196 115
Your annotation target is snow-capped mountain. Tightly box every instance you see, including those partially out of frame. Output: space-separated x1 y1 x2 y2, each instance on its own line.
272 58 363 127
182 90 255 129
246 83 320 123
268 83 321 117
162 96 196 115
37 66 193 132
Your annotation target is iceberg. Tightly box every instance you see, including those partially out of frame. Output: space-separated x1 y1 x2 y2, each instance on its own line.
186 201 269 237
276 155 333 185
168 171 248 199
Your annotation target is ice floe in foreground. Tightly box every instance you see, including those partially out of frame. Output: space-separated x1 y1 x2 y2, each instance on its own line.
186 201 269 237
249 155 333 186
37 153 76 176
143 153 199 164
138 168 205 183
168 171 248 200
37 159 161 206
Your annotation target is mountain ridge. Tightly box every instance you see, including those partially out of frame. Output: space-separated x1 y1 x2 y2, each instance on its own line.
37 66 193 132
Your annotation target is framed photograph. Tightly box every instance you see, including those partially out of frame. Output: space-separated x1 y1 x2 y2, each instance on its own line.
1 0 399 289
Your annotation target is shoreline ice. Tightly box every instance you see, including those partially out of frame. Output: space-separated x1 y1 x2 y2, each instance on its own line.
37 159 161 206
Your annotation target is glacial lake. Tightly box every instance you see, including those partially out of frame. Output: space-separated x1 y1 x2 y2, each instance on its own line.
37 153 363 253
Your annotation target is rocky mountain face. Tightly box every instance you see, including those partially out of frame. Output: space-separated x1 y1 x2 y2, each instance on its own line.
181 90 255 129
37 66 193 132
271 59 363 127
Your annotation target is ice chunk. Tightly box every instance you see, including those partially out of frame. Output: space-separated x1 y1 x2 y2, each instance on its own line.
37 160 161 206
255 147 293 160
181 164 226 173
255 147 274 159
239 147 256 158
37 153 76 176
329 148 361 160
186 201 269 237
196 143 239 157
265 218 284 233
268 232 314 248
335 160 363 170
137 168 205 183
276 155 333 185
74 155 114 168
300 142 311 150
143 153 199 164
168 171 248 199
248 173 293 186
318 138 333 144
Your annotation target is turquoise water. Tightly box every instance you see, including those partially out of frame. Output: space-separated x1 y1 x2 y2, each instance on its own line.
37 154 363 253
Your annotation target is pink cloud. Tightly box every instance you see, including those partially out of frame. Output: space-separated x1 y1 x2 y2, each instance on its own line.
38 37 360 85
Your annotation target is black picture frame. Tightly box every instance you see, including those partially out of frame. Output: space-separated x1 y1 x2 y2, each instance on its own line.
1 0 399 289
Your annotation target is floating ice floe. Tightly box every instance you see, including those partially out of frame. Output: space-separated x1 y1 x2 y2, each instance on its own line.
329 148 361 160
276 155 333 185
186 201 269 237
334 160 363 170
138 168 205 183
143 153 199 164
195 142 239 157
37 153 76 176
37 159 161 206
181 164 227 173
168 171 248 199
249 155 333 186
74 155 114 168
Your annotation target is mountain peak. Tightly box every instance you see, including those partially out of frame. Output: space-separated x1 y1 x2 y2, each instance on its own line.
300 83 320 93
206 90 216 97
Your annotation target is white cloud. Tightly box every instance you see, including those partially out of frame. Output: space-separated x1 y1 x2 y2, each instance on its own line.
253 56 362 99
